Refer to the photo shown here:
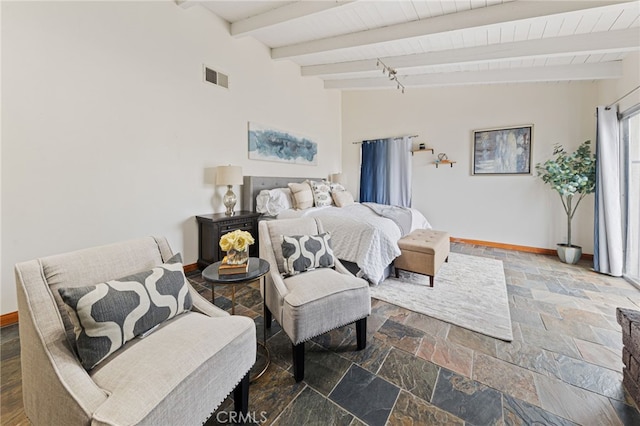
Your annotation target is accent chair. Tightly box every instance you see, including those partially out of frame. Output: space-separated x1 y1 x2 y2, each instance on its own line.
259 217 371 382
15 236 256 425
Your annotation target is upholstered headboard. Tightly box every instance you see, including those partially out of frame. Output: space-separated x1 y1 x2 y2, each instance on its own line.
242 176 322 212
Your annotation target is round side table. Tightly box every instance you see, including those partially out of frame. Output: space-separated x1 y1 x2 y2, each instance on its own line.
202 257 270 382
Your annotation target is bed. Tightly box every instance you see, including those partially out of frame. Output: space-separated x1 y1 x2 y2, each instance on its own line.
243 176 431 284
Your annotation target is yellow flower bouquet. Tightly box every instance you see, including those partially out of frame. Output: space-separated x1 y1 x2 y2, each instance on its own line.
219 230 254 265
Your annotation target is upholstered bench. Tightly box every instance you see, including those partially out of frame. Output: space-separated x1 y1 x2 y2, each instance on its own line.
394 229 450 287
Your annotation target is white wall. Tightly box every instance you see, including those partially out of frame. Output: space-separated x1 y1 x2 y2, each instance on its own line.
598 52 640 112
1 1 341 315
342 82 599 253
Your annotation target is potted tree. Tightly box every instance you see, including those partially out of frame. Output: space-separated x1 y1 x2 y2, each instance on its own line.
536 140 596 264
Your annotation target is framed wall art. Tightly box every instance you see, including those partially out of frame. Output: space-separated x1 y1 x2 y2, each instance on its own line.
472 125 533 175
248 122 318 165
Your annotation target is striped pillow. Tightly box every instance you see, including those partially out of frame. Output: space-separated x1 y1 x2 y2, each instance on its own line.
288 181 314 210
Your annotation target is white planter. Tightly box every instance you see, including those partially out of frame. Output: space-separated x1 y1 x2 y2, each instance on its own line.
557 244 582 264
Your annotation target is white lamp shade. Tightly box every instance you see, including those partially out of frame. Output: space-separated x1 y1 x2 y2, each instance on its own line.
216 165 243 186
330 172 345 185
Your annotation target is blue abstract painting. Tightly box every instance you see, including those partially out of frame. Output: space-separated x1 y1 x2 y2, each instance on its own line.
248 122 318 165
473 125 532 175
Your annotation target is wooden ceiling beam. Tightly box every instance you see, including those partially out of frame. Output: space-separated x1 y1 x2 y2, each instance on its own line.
323 62 623 89
231 1 356 37
273 1 635 59
302 27 640 77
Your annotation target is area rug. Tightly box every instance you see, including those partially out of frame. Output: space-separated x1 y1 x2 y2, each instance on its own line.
371 252 513 341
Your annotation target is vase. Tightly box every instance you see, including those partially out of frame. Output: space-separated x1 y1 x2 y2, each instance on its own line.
557 244 582 265
226 248 249 265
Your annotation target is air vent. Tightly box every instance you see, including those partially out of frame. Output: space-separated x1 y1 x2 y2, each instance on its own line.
203 65 229 89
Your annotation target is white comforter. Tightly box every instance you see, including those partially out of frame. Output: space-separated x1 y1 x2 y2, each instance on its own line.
277 203 431 284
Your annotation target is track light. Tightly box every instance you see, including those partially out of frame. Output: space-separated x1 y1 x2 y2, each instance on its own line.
376 58 405 93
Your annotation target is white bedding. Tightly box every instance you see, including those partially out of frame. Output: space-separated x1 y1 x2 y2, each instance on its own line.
277 203 431 284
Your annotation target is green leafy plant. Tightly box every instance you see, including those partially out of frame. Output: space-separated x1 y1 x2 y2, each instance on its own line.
535 140 596 247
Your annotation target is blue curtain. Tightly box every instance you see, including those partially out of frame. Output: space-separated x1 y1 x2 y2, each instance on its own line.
360 139 389 204
359 137 412 206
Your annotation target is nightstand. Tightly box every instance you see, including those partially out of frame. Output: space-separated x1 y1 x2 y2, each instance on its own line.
196 211 261 270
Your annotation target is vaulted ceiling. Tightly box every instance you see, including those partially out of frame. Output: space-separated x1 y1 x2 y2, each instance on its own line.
180 0 640 91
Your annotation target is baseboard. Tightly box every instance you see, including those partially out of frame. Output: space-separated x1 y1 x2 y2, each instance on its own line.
184 263 199 273
451 237 594 260
1 311 18 327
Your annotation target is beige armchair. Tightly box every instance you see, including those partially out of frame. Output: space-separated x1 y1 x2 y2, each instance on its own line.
15 236 256 425
259 218 371 382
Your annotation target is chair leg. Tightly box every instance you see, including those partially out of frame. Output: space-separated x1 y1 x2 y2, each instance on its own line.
264 306 272 329
292 342 305 382
356 317 367 350
429 275 434 287
233 371 250 416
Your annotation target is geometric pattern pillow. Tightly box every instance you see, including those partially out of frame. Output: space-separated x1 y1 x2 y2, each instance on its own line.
310 180 333 207
281 233 335 276
58 253 193 370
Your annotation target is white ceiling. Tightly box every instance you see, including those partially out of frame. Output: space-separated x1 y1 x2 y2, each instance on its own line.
181 0 640 91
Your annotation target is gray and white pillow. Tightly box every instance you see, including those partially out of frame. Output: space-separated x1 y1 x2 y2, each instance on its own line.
58 253 193 370
281 233 335 276
310 180 333 207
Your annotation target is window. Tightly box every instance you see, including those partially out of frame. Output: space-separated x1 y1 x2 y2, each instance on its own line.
622 106 640 285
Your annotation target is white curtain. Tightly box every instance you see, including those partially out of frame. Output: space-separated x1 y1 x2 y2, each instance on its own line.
388 136 413 207
594 105 624 276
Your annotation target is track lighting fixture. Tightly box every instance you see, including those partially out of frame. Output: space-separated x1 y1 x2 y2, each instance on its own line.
376 58 405 93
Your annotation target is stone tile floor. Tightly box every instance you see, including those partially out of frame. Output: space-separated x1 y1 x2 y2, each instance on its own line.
2 243 640 425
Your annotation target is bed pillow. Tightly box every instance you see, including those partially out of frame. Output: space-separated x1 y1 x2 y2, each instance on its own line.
330 182 346 193
256 188 294 216
281 233 335 276
288 181 314 210
332 190 355 207
309 180 333 207
58 253 193 370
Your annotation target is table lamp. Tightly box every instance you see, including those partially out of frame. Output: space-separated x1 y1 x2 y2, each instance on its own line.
330 172 345 185
216 165 243 216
